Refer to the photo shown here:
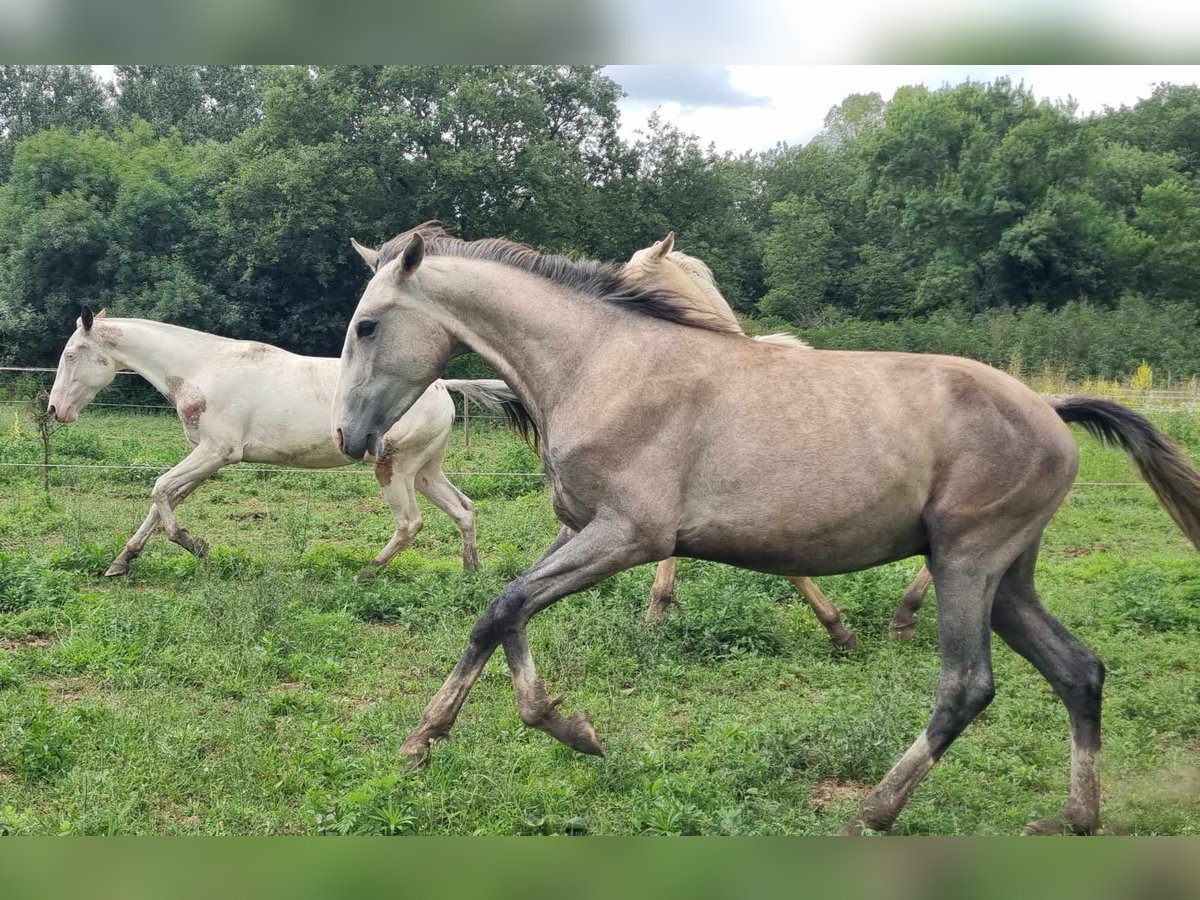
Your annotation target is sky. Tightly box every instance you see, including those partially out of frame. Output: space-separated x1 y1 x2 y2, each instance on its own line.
604 65 1200 154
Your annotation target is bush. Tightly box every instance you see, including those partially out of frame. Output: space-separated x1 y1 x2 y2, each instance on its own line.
795 296 1200 380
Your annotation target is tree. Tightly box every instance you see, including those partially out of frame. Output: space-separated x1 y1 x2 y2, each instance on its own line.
759 195 834 324
0 65 111 180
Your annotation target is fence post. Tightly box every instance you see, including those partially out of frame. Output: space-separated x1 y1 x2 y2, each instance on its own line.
463 398 471 452
31 386 58 494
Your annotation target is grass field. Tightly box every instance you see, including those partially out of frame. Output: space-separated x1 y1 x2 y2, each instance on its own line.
1 403 1199 835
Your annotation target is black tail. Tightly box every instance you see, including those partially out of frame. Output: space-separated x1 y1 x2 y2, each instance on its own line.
1055 397 1200 550
440 379 540 454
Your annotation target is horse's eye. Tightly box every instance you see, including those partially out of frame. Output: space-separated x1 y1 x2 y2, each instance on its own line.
356 320 377 339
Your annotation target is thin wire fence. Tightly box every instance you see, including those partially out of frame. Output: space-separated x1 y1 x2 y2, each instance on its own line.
2 365 1196 491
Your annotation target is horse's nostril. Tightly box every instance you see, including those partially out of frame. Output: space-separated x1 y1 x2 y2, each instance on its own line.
47 404 56 418
335 427 344 451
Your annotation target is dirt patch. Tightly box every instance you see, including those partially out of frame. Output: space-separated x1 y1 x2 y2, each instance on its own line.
810 778 871 812
34 676 104 705
228 510 270 521
1054 544 1111 558
369 622 410 635
275 681 304 692
0 635 53 651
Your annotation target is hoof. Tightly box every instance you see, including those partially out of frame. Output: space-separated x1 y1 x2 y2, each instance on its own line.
357 568 378 584
192 537 210 559
566 714 605 757
402 748 431 774
837 817 889 836
399 727 448 772
832 631 858 654
890 619 917 641
104 560 131 577
1021 815 1096 836
644 596 678 625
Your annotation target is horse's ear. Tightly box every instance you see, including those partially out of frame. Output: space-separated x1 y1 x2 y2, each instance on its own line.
651 231 675 260
95 308 108 319
399 232 425 275
81 306 94 332
350 238 380 272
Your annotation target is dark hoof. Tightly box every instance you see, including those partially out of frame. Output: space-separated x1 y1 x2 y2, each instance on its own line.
104 560 130 577
838 817 889 836
192 537 210 559
1021 815 1096 836
567 715 604 756
402 749 431 774
357 568 378 584
832 632 858 654
890 619 917 641
399 736 436 773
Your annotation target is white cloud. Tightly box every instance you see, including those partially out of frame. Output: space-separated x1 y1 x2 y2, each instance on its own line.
609 65 1200 154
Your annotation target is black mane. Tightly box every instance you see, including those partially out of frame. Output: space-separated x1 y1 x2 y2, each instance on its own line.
374 222 740 335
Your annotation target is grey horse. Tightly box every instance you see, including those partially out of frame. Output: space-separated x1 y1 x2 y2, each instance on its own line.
333 223 1200 836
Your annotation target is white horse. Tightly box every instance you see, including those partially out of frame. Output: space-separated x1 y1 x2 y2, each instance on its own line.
621 233 934 647
47 309 519 579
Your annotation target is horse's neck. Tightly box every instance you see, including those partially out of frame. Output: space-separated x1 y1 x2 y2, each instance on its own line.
674 270 741 331
102 319 229 398
424 261 618 422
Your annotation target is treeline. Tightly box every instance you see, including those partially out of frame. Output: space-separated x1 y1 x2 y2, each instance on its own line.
1 65 1199 375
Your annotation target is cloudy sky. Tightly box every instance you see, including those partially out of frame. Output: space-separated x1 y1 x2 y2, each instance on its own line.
604 65 1200 154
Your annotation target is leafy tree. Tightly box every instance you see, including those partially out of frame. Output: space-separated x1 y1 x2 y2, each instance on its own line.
759 195 834 324
0 66 111 180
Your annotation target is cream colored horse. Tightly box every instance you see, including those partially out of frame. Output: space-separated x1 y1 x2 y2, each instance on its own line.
622 233 934 647
48 310 518 579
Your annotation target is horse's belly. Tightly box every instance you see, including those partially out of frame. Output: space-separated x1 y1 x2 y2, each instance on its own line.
675 516 927 577
674 459 931 576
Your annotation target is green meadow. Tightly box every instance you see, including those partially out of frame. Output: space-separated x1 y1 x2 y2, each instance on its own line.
1 406 1198 835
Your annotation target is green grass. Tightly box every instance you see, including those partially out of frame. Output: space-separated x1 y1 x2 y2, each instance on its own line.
0 407 1198 835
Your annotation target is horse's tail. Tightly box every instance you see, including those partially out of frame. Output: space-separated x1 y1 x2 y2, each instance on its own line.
440 379 540 453
753 333 812 350
1055 397 1200 549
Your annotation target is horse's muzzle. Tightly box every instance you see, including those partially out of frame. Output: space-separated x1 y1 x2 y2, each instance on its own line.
336 426 377 462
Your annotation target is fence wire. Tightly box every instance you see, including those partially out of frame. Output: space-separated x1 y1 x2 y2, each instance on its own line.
1 365 1194 491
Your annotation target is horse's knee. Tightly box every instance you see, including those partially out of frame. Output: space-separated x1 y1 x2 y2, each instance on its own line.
470 586 526 647
928 669 995 754
1064 652 1105 716
517 697 547 728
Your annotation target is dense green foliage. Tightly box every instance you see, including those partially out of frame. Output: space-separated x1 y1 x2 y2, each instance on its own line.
1 407 1199 834
1 66 1199 374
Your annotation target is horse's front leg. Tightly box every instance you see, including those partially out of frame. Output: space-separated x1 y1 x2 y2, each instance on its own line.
105 479 202 576
151 444 234 558
399 518 656 769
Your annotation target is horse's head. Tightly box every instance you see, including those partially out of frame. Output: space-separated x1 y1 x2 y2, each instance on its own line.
47 307 119 423
334 232 456 460
623 233 738 327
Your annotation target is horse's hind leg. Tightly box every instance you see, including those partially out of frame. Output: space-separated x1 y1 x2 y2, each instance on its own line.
891 565 934 641
991 544 1105 835
358 455 423 583
790 576 856 652
842 552 1002 834
415 461 479 572
645 557 680 623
